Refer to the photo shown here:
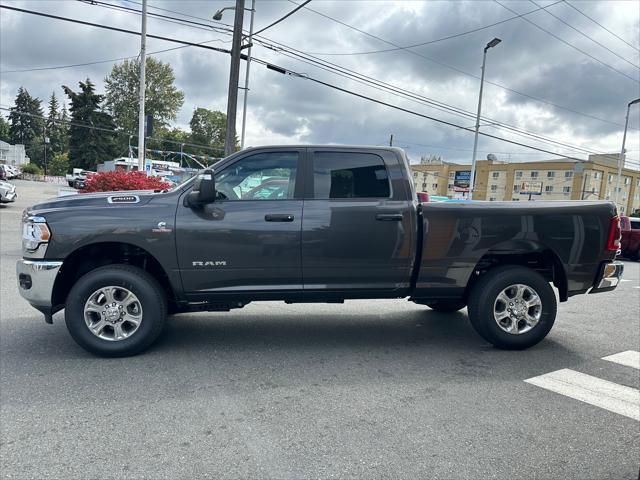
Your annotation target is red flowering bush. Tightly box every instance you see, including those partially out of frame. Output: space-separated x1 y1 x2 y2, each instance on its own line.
81 171 169 193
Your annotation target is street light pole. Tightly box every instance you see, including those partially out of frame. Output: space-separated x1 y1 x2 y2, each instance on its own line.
240 0 255 150
613 98 640 211
469 38 501 199
224 0 245 157
137 0 148 172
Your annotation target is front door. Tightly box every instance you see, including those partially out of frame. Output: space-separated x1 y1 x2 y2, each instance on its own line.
176 149 304 296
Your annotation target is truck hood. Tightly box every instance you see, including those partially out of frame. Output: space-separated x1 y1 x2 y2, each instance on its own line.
27 190 162 214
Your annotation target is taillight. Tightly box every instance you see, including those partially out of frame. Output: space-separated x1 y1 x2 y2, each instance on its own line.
417 192 429 203
606 215 621 251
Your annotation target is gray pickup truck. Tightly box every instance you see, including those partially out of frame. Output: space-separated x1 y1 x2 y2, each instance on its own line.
17 146 623 357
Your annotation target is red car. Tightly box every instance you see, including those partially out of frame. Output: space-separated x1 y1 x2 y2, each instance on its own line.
620 216 640 260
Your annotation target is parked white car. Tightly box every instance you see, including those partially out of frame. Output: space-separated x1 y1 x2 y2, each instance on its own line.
0 180 17 203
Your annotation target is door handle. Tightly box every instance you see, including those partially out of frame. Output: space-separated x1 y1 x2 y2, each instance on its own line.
376 213 403 221
265 214 295 222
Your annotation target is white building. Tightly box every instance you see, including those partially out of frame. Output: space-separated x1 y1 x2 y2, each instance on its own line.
0 140 30 166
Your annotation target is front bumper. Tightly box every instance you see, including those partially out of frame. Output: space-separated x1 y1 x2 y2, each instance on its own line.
590 261 624 294
0 189 16 202
16 259 62 307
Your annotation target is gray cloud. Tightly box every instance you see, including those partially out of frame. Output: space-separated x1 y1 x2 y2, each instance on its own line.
1 0 638 164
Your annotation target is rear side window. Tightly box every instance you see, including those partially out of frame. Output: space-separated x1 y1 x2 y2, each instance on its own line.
313 152 390 199
630 220 640 230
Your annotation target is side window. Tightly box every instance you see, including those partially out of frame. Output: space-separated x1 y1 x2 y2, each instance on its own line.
214 152 298 201
313 152 390 199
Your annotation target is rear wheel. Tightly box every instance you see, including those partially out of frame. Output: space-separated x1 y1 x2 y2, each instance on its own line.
65 265 167 357
426 300 466 313
467 266 556 350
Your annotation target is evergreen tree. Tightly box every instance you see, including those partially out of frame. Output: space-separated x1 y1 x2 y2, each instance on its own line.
0 115 10 143
8 87 44 165
46 92 68 156
63 79 118 170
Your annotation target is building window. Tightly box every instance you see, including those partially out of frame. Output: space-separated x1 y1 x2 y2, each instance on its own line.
512 198 520 201
547 171 555 178
565 171 573 178
449 172 455 178
608 174 613 182
492 172 499 179
489 197 496 201
515 171 523 178
545 186 554 192
413 172 418 177
433 172 439 177
431 183 438 189
447 184 453 190
422 183 427 189
490 185 498 192
531 171 539 178
594 172 600 179
563 186 571 193
513 185 520 192
624 177 629 185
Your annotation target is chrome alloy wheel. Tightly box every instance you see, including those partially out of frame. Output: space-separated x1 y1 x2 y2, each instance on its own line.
493 284 542 335
84 286 143 341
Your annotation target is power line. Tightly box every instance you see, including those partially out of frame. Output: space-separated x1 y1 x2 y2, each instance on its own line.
0 39 230 74
529 0 639 69
297 0 564 56
1 4 634 163
494 0 639 83
105 0 640 131
256 38 640 162
253 0 312 36
0 106 225 152
563 0 640 53
284 0 638 128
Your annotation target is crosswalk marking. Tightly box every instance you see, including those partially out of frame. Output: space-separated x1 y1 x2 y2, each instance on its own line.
524 368 640 421
602 350 640 370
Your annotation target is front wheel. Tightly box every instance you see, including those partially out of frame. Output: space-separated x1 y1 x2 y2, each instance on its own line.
65 265 167 357
467 266 557 350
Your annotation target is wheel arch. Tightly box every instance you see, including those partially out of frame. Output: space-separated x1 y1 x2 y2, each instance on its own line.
466 240 568 302
52 242 178 309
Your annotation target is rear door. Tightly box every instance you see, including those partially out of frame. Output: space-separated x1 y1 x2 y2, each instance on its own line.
301 148 415 294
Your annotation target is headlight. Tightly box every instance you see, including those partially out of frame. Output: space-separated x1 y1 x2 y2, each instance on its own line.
22 216 51 252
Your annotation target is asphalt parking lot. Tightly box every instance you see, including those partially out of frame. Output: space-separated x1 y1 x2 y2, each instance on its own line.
1 180 639 480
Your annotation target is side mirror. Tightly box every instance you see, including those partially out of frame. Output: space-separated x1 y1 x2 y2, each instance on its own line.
186 169 216 208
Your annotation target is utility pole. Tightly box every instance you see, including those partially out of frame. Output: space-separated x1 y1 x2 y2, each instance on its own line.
389 134 393 146
43 126 49 177
470 38 501 199
613 98 640 210
240 0 255 149
225 0 245 157
137 0 148 172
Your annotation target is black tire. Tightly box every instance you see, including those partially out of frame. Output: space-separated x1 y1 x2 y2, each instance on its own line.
426 300 466 313
65 265 167 357
467 265 557 350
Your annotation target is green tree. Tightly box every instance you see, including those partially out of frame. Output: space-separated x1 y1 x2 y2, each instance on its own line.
48 151 70 176
63 79 118 170
104 58 185 136
189 108 233 156
8 87 44 165
46 92 69 156
0 115 10 143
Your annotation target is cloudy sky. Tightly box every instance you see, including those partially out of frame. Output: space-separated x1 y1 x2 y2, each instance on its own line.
1 0 639 165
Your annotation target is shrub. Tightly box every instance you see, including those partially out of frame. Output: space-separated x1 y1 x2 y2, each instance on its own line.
48 152 70 176
21 163 43 175
82 170 169 193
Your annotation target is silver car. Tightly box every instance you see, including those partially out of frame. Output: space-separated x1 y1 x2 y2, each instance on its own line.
0 181 17 203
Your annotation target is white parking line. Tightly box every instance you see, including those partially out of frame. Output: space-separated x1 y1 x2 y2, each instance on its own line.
602 351 640 370
524 369 640 421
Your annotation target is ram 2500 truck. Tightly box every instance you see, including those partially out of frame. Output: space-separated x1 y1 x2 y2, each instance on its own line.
17 146 623 357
